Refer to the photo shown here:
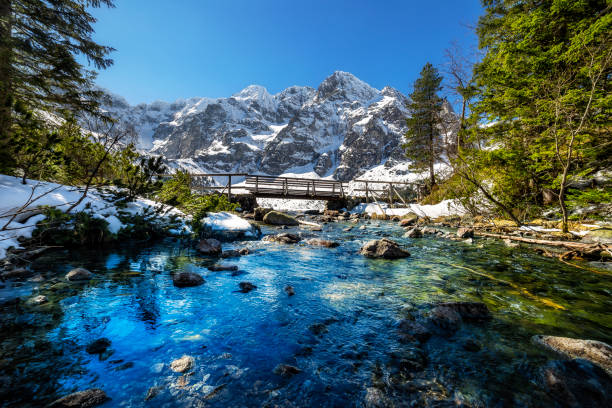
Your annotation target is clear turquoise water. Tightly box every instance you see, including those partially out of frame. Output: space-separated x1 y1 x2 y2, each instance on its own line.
0 220 610 407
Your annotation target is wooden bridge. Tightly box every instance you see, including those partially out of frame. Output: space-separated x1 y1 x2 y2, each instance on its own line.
161 172 421 204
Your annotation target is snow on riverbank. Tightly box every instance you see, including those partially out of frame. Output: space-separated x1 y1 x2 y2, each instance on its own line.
202 211 260 239
0 174 193 259
352 199 465 218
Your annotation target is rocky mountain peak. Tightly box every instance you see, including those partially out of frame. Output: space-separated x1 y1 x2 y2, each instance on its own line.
100 71 457 181
315 71 379 103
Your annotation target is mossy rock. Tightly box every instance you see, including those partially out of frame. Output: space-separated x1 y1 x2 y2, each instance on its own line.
582 228 612 244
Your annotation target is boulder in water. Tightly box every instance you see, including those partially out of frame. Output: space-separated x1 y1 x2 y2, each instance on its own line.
403 228 423 238
238 282 257 293
26 295 48 306
582 228 612 245
254 207 272 221
456 227 474 238
285 285 295 296
263 233 301 244
65 268 92 281
430 305 462 331
170 355 194 373
263 211 299 226
532 335 612 375
306 238 339 248
399 214 418 227
172 272 205 288
48 388 109 407
359 238 410 259
197 238 222 256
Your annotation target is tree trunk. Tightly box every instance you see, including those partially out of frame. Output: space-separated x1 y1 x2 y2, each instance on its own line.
429 125 436 188
558 164 570 233
457 97 466 150
0 0 12 149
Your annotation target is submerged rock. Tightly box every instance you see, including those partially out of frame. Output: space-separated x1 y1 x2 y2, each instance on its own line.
238 282 257 293
430 305 462 331
273 364 302 377
197 238 222 256
532 335 612 374
65 268 92 281
437 302 490 320
456 227 474 239
263 211 299 226
398 320 431 343
538 359 612 408
86 338 111 354
26 295 48 306
170 355 194 373
144 386 162 401
359 238 410 259
364 387 391 408
172 272 205 288
284 285 295 296
263 233 301 244
48 388 109 407
1 268 34 280
305 238 339 248
207 264 238 272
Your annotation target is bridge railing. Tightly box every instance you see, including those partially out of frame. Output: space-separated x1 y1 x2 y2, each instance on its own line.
244 175 345 199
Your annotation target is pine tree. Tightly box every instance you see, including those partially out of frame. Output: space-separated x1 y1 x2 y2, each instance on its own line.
403 63 444 189
0 0 115 171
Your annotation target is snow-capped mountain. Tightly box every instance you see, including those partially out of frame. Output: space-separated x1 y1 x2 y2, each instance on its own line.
102 71 456 181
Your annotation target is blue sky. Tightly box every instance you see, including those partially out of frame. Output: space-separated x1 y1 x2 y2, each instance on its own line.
89 0 483 105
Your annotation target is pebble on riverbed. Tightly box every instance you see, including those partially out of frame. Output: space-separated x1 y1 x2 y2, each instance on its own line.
47 388 109 408
170 355 194 373
65 267 92 281
86 338 111 354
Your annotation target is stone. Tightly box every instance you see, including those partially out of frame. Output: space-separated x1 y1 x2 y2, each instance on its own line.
170 355 194 373
1 268 34 280
359 238 410 259
309 323 328 335
86 338 111 354
582 228 612 245
532 335 612 374
399 214 419 227
359 225 366 230
262 233 301 244
538 359 612 407
323 210 340 217
145 386 162 401
238 282 257 293
238 248 251 255
26 295 48 306
254 207 273 221
262 211 299 226
273 364 302 377
403 228 423 238
305 238 339 248
220 250 241 258
65 267 92 281
430 306 462 331
284 285 295 296
207 264 238 272
456 227 474 238
196 238 222 256
398 320 431 343
48 388 109 408
172 272 205 288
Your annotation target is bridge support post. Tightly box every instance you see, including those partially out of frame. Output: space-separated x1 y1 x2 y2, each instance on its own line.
228 175 232 202
365 182 369 203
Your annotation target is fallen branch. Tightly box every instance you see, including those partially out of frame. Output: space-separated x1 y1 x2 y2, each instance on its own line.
475 231 610 251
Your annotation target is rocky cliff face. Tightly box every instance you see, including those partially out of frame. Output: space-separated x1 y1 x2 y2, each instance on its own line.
102 71 456 181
